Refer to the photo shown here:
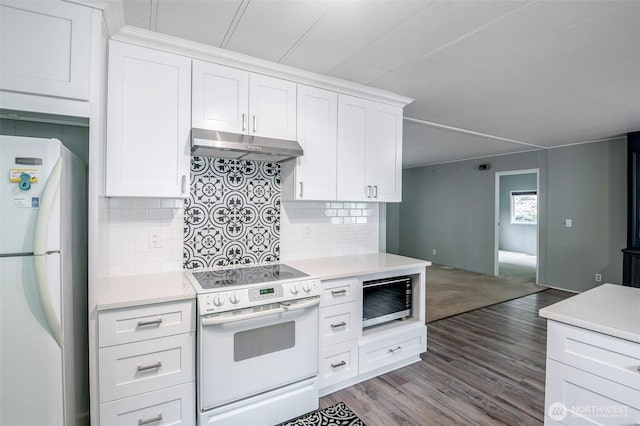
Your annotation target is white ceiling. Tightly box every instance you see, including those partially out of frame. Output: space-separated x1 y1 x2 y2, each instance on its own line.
122 0 640 168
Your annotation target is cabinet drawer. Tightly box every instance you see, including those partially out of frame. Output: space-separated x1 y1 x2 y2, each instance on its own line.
545 359 640 425
319 340 358 389
100 382 195 426
320 301 361 347
547 321 640 391
99 300 195 347
359 325 426 375
99 333 195 402
321 278 358 307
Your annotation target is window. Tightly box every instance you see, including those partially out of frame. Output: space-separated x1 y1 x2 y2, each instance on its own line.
511 191 537 225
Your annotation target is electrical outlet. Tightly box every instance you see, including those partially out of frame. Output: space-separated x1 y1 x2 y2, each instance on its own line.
302 225 312 239
595 273 602 282
432 249 437 255
148 231 161 249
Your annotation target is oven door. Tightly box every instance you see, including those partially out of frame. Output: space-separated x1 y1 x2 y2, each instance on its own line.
198 296 319 411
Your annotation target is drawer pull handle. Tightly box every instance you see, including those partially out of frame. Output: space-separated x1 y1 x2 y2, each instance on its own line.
388 346 402 353
331 360 346 369
137 318 163 328
331 289 347 296
637 366 640 373
331 321 347 329
137 361 162 372
138 414 162 425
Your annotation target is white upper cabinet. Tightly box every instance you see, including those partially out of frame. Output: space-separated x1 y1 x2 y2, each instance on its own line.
249 74 296 141
192 61 248 133
192 60 296 140
337 95 403 202
369 103 403 202
0 1 91 100
106 41 191 198
337 95 371 201
291 85 338 200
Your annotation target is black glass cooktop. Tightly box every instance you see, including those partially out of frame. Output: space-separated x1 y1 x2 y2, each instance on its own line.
192 264 309 289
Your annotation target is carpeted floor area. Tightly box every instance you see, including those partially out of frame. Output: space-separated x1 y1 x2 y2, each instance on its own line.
426 257 546 322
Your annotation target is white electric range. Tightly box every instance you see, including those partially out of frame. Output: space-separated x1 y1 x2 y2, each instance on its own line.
186 263 321 426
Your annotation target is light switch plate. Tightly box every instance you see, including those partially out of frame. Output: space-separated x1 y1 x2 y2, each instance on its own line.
564 219 572 228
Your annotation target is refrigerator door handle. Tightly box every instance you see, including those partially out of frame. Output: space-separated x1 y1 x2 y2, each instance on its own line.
33 157 64 348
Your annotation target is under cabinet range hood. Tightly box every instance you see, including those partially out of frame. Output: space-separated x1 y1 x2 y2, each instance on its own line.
191 128 303 163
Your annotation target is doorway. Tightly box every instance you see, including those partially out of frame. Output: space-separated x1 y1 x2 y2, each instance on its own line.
494 170 539 284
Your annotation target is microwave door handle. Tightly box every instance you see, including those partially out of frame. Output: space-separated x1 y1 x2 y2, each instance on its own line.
363 278 411 288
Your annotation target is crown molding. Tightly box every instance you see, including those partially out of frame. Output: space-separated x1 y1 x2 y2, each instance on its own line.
110 25 414 108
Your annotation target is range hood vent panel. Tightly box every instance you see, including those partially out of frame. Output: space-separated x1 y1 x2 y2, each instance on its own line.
191 128 302 163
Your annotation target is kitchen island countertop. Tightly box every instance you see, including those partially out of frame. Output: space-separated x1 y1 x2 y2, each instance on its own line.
539 283 640 343
288 252 431 281
97 271 196 311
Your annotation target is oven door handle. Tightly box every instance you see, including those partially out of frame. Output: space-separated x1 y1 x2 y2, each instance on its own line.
201 297 320 326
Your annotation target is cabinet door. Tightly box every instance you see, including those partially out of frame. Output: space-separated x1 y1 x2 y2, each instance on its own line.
337 94 371 201
192 60 249 133
295 85 337 200
0 1 91 100
106 41 191 198
368 102 403 202
249 74 296 140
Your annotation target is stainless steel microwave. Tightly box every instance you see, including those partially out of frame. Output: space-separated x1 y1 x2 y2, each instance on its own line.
362 275 412 328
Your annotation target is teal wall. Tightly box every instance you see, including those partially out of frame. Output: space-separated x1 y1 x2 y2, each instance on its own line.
0 118 89 163
499 172 537 255
388 138 626 292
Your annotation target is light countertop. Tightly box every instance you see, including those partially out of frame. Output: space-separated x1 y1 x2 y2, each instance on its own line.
539 283 640 343
288 253 431 280
96 253 429 310
97 271 196 311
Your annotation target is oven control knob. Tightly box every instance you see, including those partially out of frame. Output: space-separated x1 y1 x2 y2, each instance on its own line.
213 295 225 307
229 293 240 304
302 282 312 293
290 284 299 295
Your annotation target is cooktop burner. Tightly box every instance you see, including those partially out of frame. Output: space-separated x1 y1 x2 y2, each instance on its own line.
192 264 309 290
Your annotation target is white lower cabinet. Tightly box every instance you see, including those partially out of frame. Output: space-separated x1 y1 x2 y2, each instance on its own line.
318 272 427 396
98 300 196 426
99 333 195 402
544 321 640 426
358 325 426 375
319 341 358 389
320 301 361 347
100 382 195 426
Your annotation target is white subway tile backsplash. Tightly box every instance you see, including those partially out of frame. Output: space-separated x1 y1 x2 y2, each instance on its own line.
281 202 380 261
106 198 185 277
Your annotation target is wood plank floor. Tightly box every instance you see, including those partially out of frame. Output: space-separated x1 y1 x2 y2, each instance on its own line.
320 289 573 426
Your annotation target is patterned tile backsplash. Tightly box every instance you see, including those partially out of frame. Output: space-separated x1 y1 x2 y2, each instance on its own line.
183 157 281 268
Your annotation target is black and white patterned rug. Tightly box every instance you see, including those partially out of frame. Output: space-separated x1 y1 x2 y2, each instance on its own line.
277 402 366 426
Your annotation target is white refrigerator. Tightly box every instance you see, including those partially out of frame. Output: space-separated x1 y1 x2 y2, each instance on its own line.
0 135 88 426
